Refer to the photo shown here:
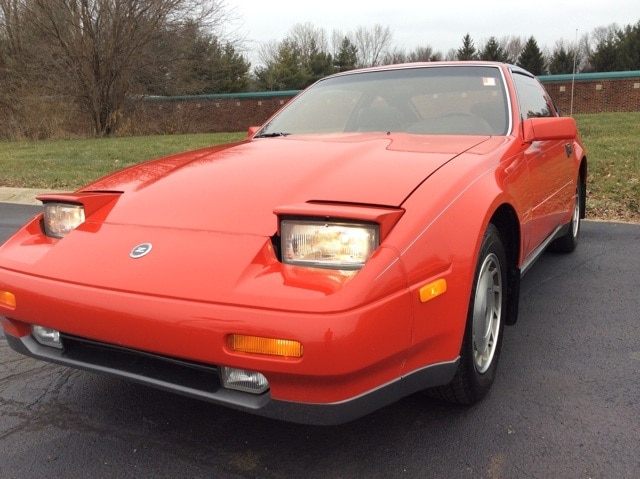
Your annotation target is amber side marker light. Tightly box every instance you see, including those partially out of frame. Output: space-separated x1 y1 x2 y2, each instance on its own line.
0 291 16 309
419 279 447 303
228 334 303 358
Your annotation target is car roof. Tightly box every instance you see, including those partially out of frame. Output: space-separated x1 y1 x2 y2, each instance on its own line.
324 61 534 81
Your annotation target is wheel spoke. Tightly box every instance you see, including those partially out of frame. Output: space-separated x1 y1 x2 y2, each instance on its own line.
572 187 581 238
472 253 502 374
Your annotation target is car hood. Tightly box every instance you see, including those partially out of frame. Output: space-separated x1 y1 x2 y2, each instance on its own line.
83 133 492 236
8 134 501 308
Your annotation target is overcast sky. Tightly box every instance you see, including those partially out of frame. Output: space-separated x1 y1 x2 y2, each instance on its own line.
234 0 640 63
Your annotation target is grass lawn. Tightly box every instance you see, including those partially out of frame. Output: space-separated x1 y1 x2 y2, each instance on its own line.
1 113 639 223
0 132 245 190
575 112 640 223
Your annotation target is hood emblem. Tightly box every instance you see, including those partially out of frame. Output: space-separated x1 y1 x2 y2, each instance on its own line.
130 243 153 259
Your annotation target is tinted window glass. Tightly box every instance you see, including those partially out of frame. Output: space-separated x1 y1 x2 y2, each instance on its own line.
512 72 556 119
258 66 509 136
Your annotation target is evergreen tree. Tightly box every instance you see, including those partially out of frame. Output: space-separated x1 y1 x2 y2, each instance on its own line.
517 36 546 75
215 42 251 93
254 24 337 90
142 22 250 96
480 37 510 62
588 26 621 72
307 39 334 83
456 33 478 60
587 22 640 72
255 39 310 91
548 44 576 74
616 21 640 70
334 36 358 72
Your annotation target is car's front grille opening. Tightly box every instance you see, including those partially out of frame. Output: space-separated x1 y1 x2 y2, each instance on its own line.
59 334 221 393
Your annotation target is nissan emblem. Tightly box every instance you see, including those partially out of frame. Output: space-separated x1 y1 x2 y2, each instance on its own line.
130 243 153 259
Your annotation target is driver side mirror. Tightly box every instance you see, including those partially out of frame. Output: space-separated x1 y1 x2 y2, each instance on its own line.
523 117 577 142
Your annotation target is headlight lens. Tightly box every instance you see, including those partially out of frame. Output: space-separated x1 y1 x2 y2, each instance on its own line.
43 203 85 238
281 219 379 269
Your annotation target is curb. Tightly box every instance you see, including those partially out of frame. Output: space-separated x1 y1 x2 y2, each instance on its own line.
0 188 66 205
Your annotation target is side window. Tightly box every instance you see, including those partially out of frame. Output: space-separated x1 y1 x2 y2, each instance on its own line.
512 72 556 119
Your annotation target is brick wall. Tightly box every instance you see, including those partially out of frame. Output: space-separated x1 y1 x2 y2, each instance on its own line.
126 92 296 136
539 71 640 115
127 71 640 135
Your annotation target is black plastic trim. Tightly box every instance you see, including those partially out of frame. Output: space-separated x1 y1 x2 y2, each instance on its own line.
5 331 458 425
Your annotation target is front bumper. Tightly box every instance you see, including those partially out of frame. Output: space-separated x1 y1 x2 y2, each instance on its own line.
4 327 457 425
0 265 458 425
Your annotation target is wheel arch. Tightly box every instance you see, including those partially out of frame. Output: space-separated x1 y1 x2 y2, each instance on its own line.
489 204 521 326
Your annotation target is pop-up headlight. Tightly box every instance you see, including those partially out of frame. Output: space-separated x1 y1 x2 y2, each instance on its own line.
281 219 379 270
43 203 85 238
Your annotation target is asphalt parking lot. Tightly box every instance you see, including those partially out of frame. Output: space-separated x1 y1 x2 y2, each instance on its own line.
0 203 638 478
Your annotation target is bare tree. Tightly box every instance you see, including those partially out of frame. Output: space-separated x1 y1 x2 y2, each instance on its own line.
444 49 457 61
407 46 442 63
1 0 64 139
382 47 407 65
0 0 23 57
257 39 280 68
330 28 345 58
589 23 620 47
288 22 328 60
23 0 235 136
351 24 393 67
257 24 329 70
500 35 525 64
576 32 593 72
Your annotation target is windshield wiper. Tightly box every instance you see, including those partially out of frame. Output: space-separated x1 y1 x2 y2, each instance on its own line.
253 132 291 138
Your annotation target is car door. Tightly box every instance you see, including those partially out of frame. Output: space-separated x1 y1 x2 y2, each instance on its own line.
513 72 575 252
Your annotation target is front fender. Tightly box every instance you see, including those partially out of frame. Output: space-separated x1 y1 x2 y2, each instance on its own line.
386 144 525 372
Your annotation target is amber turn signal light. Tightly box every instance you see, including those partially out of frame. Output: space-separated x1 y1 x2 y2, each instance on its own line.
0 290 16 309
228 334 303 358
419 279 447 303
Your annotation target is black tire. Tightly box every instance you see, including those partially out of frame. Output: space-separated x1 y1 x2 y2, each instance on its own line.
427 224 507 404
549 178 585 253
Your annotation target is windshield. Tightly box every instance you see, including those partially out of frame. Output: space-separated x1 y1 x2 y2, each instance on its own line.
257 65 510 137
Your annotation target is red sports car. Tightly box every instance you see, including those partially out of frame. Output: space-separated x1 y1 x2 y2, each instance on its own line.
0 62 586 425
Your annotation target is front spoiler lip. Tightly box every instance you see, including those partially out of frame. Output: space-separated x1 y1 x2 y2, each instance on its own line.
4 330 458 426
